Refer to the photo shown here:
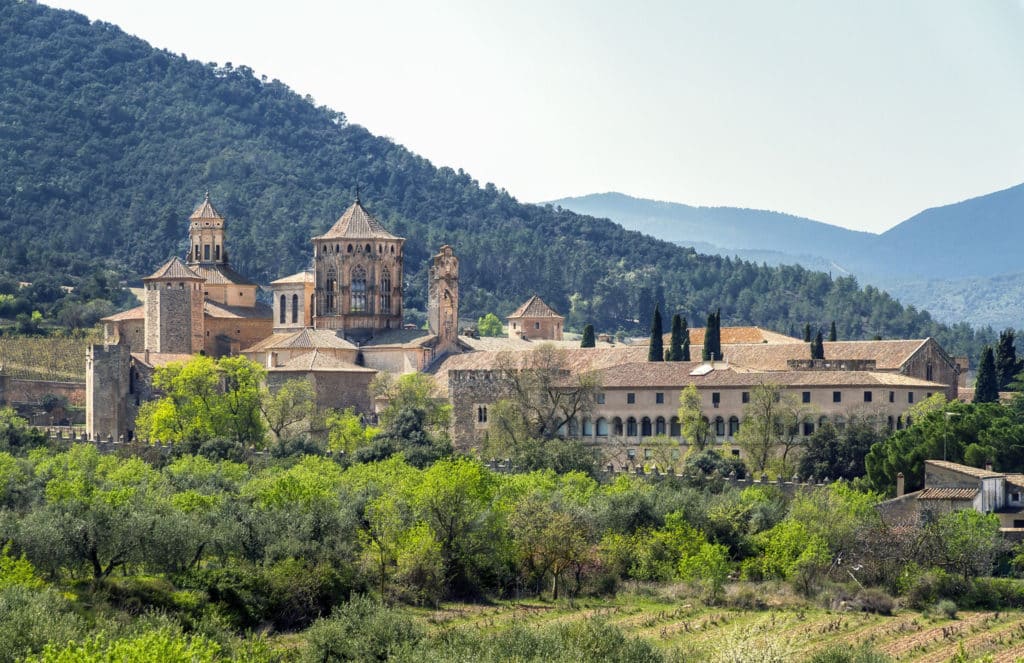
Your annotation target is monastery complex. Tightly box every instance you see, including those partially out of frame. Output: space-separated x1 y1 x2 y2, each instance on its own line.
88 195 963 462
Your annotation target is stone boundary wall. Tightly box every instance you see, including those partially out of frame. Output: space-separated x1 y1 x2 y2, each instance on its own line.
0 376 85 406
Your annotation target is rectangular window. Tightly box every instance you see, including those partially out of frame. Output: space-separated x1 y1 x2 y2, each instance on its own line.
908 392 915 404
626 393 635 404
644 448 652 460
802 391 811 403
204 244 210 260
627 448 636 459
534 322 540 330
655 392 664 404
864 391 872 403
803 422 815 436
833 391 842 403
889 391 895 403
731 448 740 457
742 391 750 403
712 392 720 408
595 393 605 405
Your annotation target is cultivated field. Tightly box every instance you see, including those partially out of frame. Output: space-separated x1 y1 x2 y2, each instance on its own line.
411 593 1024 662
0 334 95 381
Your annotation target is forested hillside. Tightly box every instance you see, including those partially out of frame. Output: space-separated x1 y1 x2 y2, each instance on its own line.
0 1 993 358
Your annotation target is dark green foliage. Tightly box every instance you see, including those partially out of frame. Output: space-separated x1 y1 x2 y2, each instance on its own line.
810 331 825 360
0 0 995 356
580 323 595 348
668 314 684 361
975 346 999 403
799 419 885 481
647 305 663 362
804 323 812 342
829 320 838 342
0 586 85 663
356 407 452 468
996 328 1023 390
703 310 722 361
683 449 747 480
854 587 894 615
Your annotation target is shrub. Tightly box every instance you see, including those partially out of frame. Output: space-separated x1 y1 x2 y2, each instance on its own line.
964 577 1024 609
302 596 423 662
854 588 895 615
808 644 893 663
934 599 958 619
897 565 968 609
0 586 85 663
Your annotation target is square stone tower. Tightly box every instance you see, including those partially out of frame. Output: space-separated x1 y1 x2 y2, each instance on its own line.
428 245 459 350
142 256 205 354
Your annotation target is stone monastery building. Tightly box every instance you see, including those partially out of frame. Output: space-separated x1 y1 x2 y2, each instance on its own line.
88 194 961 460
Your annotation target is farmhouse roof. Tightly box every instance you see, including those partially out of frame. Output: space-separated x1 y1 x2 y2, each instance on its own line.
508 295 563 319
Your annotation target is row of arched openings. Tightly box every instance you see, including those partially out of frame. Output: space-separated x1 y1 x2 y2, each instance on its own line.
279 294 300 324
321 267 393 315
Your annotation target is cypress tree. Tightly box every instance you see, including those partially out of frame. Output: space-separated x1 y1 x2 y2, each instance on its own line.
995 329 1022 390
829 321 837 342
975 346 999 403
811 331 825 360
668 314 684 361
702 311 715 361
580 324 595 348
648 305 664 362
803 323 811 343
682 333 691 361
709 308 722 360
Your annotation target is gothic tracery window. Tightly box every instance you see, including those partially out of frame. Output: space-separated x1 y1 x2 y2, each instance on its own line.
380 268 392 314
325 268 337 313
350 266 367 313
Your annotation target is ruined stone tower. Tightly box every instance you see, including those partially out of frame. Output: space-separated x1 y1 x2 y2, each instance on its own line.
428 245 459 352
142 256 205 354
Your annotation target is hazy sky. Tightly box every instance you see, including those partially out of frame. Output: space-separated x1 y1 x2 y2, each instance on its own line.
45 1 1024 233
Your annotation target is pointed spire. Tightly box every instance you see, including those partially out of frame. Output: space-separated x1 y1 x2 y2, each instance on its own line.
190 192 223 220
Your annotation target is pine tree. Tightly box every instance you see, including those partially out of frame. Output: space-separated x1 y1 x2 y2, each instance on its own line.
648 305 664 362
829 321 837 342
975 346 999 403
995 329 1022 390
668 314 684 361
803 323 811 343
580 324 595 348
811 331 825 360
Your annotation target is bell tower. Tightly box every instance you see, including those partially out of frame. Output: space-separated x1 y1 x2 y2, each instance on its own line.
186 192 227 266
428 245 459 350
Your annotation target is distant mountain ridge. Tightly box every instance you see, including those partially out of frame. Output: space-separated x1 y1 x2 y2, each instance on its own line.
550 187 1024 328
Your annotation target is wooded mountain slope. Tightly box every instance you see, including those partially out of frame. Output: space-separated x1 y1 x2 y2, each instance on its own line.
0 1 992 357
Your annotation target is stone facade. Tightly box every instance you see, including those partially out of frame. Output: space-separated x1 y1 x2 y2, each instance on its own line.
143 276 204 354
507 295 564 341
427 245 460 354
86 344 131 441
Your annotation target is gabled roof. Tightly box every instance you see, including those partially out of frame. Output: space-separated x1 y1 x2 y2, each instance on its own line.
659 326 803 346
203 300 272 320
361 328 436 348
314 200 400 240
243 328 357 352
269 349 376 373
143 257 202 281
270 270 315 286
190 192 223 220
926 459 1003 479
192 264 257 287
508 295 563 319
918 488 979 501
685 339 931 372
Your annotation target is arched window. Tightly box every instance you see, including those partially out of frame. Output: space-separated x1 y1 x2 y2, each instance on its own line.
325 268 337 313
291 294 299 323
626 417 638 437
596 418 609 436
380 268 392 314
477 406 488 423
670 416 681 437
613 417 623 436
347 244 353 253
365 244 372 253
819 415 828 428
350 266 367 312
279 294 286 324
835 415 846 431
887 415 894 431
582 418 594 436
641 417 652 437
655 417 666 435
715 416 725 437
729 416 740 436
568 418 579 437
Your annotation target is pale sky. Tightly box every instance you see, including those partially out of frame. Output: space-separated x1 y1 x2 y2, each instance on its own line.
44 0 1024 233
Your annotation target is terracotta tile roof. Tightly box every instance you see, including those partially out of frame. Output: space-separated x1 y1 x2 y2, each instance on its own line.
361 329 436 348
508 295 563 319
203 300 272 320
314 200 400 240
144 257 202 281
692 339 930 372
269 349 376 373
192 264 257 287
918 487 979 501
190 193 223 220
926 459 1003 479
270 270 314 286
457 335 619 352
954 388 1016 404
597 362 948 389
130 352 194 368
243 328 356 352
102 305 145 322
676 326 803 345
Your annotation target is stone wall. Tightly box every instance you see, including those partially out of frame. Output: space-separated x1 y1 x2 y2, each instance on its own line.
448 369 515 450
205 317 272 357
0 376 85 407
266 370 376 416
86 344 131 441
144 284 200 354
902 339 959 399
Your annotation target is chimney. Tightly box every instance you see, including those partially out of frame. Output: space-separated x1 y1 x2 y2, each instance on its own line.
896 472 905 497
266 351 278 368
144 348 150 365
986 463 993 472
